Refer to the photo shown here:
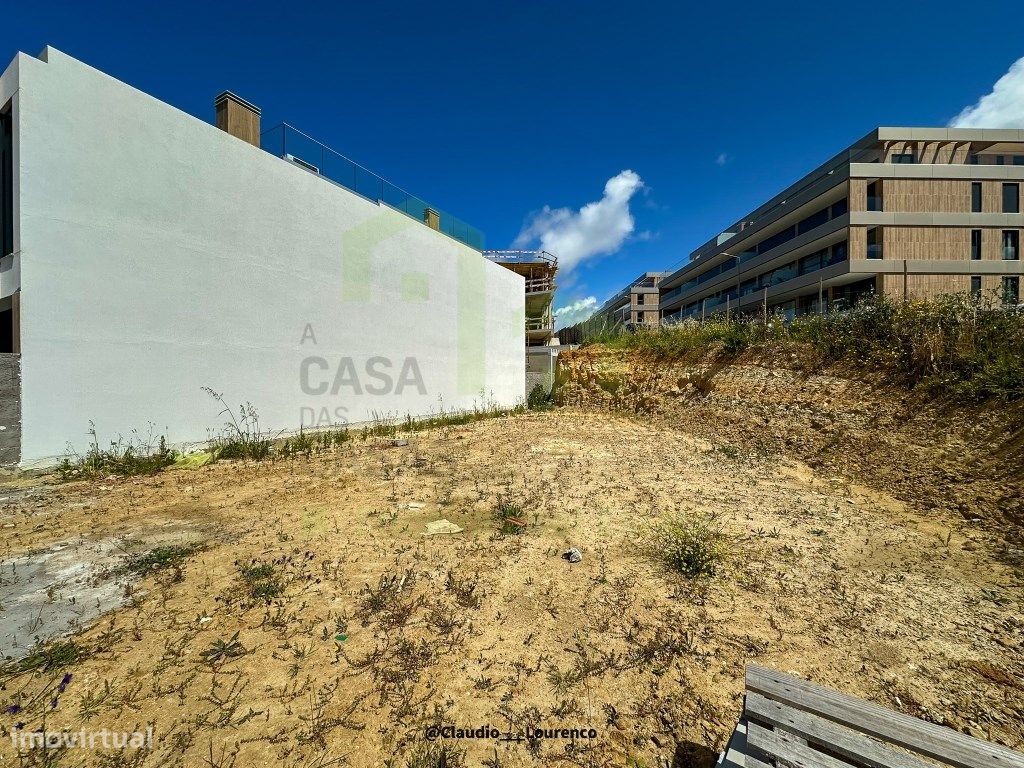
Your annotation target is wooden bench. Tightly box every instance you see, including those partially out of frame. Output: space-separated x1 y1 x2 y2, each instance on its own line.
717 665 1024 768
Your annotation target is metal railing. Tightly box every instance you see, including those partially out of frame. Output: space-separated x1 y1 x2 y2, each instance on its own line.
524 277 555 293
260 123 485 250
483 250 558 266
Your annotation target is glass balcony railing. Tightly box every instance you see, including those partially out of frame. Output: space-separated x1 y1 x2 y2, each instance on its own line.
260 123 485 250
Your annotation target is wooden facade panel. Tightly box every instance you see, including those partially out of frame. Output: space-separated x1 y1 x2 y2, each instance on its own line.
879 273 969 300
981 181 1002 213
215 100 261 146
848 226 867 259
882 179 972 213
849 179 867 212
882 226 971 260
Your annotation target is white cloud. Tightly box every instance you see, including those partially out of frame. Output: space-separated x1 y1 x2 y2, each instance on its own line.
554 296 598 328
715 152 729 165
513 170 644 272
950 56 1024 128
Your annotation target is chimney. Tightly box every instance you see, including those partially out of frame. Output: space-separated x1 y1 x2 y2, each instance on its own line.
214 91 261 146
424 207 440 231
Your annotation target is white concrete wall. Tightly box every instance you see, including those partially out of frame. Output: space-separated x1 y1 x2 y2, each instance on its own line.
6 48 524 464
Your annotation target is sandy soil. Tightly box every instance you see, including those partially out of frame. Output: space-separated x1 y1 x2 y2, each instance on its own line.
0 409 1022 767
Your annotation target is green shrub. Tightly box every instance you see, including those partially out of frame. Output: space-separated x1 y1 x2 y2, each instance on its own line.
647 511 728 578
58 424 175 480
527 382 553 410
493 496 527 535
5 641 83 674
204 388 273 462
122 544 200 576
239 562 282 600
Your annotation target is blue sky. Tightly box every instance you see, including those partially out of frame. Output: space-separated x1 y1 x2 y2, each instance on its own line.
4 1 1023 325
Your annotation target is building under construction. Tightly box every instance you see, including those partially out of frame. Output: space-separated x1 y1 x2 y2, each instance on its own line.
484 251 558 346
484 250 560 397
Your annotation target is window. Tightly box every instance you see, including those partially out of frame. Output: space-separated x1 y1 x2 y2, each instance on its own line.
1004 277 1020 305
636 293 644 305
798 249 824 276
972 182 983 213
866 228 882 259
971 229 982 260
756 225 797 255
1003 230 1020 260
891 152 915 164
830 240 848 265
1003 183 1020 213
970 276 982 297
1015 156 1024 166
797 207 829 234
996 155 1006 166
867 181 882 212
830 198 849 218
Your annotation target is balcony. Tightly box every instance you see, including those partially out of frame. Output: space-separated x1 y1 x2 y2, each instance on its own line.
524 276 555 293
867 243 884 259
261 123 485 250
867 196 883 212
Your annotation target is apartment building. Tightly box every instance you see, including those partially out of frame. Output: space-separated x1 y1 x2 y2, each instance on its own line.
658 127 1024 323
593 272 669 327
0 47 524 465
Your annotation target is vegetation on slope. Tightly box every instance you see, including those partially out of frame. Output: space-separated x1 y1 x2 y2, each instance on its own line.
579 294 1024 402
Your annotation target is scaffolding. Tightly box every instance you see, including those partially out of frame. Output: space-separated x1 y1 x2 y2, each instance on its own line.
483 251 558 346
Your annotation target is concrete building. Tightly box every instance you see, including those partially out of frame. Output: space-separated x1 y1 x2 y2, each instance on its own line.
484 250 558 346
0 47 524 465
483 250 559 397
658 128 1024 322
592 271 669 328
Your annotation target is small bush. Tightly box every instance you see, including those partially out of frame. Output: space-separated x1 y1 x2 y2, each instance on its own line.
646 511 728 578
122 544 200 576
493 496 527 535
5 641 83 674
527 382 553 410
239 562 282 600
204 388 273 462
59 423 175 480
406 741 466 768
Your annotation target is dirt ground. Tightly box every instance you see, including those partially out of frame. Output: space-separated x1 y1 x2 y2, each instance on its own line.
1 408 1022 767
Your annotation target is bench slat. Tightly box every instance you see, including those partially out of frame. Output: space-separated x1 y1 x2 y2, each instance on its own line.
747 721 860 768
746 665 1024 768
746 692 936 768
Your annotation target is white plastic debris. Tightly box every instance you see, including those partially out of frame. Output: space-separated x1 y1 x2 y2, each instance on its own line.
562 548 583 564
424 519 464 536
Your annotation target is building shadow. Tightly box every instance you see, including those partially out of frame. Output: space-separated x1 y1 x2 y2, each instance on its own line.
673 739 719 768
